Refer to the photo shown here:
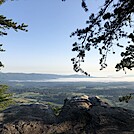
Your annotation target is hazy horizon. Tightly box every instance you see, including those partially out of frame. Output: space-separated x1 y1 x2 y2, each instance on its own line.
1 71 134 77
1 71 134 82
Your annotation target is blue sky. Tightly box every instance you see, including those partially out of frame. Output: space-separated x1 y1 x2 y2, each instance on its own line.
0 0 134 76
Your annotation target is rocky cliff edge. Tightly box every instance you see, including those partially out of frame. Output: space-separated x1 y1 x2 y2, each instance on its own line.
0 95 134 134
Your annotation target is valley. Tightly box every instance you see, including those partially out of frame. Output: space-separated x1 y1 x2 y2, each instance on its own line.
1 81 134 110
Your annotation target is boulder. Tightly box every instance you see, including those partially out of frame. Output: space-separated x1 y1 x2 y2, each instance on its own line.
58 95 134 133
58 95 92 122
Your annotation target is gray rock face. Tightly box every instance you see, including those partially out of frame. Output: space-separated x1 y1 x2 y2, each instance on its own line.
58 95 134 133
64 95 110 108
0 96 134 134
0 104 56 124
58 95 92 122
58 95 110 121
88 96 110 107
89 106 134 134
64 95 93 109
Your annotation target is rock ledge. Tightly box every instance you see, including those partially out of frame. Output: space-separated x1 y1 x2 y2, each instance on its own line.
0 95 134 134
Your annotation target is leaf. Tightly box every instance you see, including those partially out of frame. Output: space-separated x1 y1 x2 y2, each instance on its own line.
103 12 111 20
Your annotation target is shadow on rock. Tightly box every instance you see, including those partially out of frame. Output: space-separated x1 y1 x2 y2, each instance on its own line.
0 95 134 134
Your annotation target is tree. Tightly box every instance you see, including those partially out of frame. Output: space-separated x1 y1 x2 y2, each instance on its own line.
1 1 133 74
63 0 134 102
67 0 134 76
0 0 28 110
1 0 134 103
119 93 134 103
0 0 28 67
3 0 133 75
0 85 13 111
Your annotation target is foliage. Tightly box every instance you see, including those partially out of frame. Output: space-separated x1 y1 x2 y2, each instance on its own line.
0 85 13 111
52 105 61 116
68 0 134 76
119 93 134 103
47 102 62 115
0 0 28 67
0 1 26 110
115 45 134 73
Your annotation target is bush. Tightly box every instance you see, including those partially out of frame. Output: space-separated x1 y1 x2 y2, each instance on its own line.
0 85 13 111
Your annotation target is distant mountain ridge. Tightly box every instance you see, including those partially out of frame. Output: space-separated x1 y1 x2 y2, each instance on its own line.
0 72 90 81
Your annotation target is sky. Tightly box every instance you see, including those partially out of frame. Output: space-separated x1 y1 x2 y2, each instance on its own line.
0 0 134 77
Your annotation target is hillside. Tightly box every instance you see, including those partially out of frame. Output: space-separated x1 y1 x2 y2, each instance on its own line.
0 72 89 81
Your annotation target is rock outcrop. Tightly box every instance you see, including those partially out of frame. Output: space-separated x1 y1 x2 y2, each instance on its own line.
0 95 134 134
